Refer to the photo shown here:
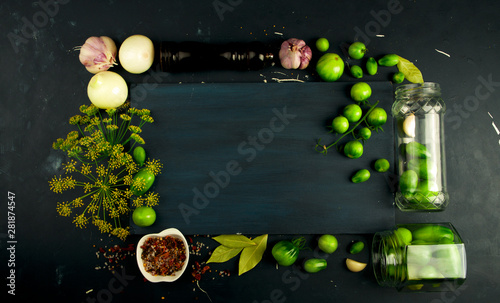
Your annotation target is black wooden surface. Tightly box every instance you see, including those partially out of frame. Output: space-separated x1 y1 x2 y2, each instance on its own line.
130 82 395 235
1 0 500 302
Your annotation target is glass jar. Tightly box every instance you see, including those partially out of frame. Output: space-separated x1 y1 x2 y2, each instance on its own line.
372 223 467 292
392 83 449 211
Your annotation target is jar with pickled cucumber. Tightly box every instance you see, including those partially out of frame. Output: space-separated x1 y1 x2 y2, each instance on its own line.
371 223 467 292
392 83 449 211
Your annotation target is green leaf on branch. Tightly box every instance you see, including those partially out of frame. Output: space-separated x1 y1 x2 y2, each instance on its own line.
397 56 424 83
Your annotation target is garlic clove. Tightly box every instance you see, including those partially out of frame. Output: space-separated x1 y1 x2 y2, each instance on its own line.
79 36 117 74
403 113 416 138
279 38 312 70
346 258 367 272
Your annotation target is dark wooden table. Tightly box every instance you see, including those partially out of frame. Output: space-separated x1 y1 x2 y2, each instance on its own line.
1 0 499 302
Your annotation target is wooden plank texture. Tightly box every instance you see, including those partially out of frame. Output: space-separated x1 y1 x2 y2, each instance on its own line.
130 82 395 235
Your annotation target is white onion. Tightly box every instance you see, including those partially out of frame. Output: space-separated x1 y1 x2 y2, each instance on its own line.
87 71 128 109
118 35 154 74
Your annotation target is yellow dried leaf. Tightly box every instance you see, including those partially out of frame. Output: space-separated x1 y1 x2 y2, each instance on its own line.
397 56 424 84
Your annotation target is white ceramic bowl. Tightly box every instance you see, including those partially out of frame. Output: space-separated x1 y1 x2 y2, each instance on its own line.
136 228 190 282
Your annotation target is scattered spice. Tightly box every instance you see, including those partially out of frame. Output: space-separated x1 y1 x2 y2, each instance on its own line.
191 261 211 282
435 49 451 57
94 243 135 271
188 236 210 257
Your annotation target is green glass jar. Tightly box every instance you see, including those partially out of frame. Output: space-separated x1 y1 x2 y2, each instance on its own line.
392 83 449 211
372 223 467 292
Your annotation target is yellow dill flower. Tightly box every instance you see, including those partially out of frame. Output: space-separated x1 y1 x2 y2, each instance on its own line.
122 152 133 163
93 218 112 233
130 133 145 144
131 177 146 193
88 202 99 214
128 125 142 133
141 115 154 123
111 227 130 241
69 115 82 125
117 203 129 215
94 179 109 193
73 214 88 229
126 161 139 175
108 158 121 171
96 164 107 178
111 144 124 156
90 116 100 126
85 148 100 161
109 208 120 218
49 176 65 193
83 182 93 193
80 116 91 124
84 124 95 133
145 159 163 176
72 197 84 208
79 136 92 147
132 196 144 208
123 174 133 186
122 188 133 199
119 101 131 111
106 124 119 131
52 103 159 241
120 114 131 121
84 104 99 116
144 192 160 207
110 189 122 200
106 108 116 116
63 160 78 174
80 163 92 175
68 146 83 158
91 193 100 202
67 130 79 141
138 109 151 116
63 176 77 190
79 104 88 113
52 138 64 150
56 202 72 216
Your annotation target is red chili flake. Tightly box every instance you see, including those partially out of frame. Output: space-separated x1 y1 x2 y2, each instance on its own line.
202 266 210 274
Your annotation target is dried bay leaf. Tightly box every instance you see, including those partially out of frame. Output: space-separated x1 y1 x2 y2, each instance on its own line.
206 245 243 264
238 234 268 276
212 234 256 248
397 56 424 84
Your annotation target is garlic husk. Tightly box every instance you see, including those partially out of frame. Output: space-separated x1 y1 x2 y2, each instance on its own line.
279 38 312 70
79 36 118 74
